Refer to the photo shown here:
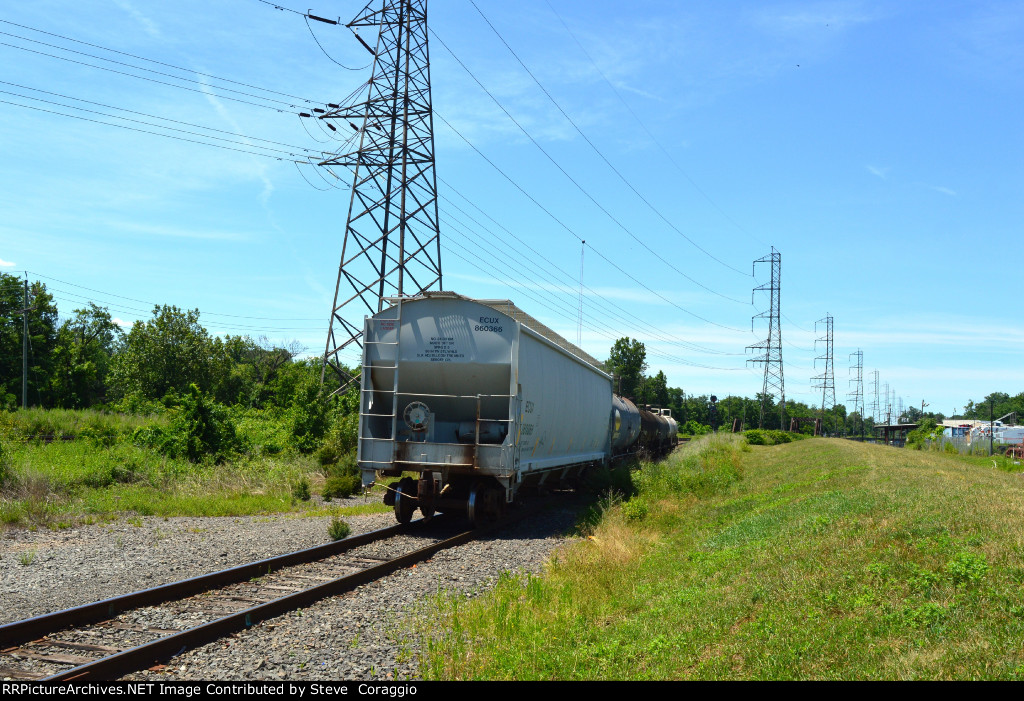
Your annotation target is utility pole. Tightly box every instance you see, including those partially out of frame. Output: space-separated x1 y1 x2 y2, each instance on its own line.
747 247 785 429
316 0 443 390
15 273 37 410
811 315 835 432
22 274 28 408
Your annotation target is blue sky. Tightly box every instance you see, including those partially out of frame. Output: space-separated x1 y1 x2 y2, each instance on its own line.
1 0 1021 418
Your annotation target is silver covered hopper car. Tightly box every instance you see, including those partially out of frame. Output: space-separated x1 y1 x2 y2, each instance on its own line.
357 291 672 524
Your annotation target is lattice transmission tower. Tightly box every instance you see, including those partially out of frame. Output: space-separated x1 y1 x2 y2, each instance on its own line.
812 315 835 422
848 349 864 438
317 0 442 387
747 247 785 429
870 370 880 422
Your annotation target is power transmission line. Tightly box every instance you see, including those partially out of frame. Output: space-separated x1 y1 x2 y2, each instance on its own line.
541 0 767 249
468 0 750 277
428 28 749 305
432 110 749 334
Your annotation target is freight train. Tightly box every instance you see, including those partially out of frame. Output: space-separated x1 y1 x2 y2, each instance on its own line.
356 292 679 525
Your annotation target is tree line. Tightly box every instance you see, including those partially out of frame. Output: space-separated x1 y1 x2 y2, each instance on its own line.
0 272 337 412
5 273 1017 437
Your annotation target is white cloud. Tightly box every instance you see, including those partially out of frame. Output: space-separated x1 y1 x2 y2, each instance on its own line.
0 258 14 268
111 317 134 328
198 80 275 205
866 165 889 179
113 0 161 39
929 185 957 197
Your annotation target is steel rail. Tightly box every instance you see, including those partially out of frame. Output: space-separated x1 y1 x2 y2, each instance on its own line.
0 521 419 650
31 521 477 681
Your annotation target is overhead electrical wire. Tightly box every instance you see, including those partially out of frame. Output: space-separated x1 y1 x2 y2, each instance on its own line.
467 0 750 277
438 183 746 357
304 15 370 71
2 21 749 337
541 0 767 249
0 80 325 153
0 88 322 158
0 19 320 105
27 271 324 322
433 110 749 334
0 97 310 161
3 19 759 365
429 29 748 307
0 31 310 111
439 237 741 371
442 214 742 369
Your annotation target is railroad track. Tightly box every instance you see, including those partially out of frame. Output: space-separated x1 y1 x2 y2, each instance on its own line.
0 516 480 681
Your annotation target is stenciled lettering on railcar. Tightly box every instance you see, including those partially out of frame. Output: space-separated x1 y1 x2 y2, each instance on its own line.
416 336 465 362
474 316 503 333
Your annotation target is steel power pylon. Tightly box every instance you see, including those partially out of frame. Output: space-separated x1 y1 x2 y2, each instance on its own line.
811 315 835 426
870 369 880 422
318 0 442 388
747 247 785 429
848 349 864 438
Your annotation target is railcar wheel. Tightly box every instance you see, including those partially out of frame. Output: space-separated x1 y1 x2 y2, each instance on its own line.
467 483 503 527
394 477 417 524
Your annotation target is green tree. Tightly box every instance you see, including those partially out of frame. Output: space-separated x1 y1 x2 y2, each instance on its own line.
607 338 647 400
639 370 669 408
0 274 58 408
291 366 330 453
108 305 216 402
48 303 122 408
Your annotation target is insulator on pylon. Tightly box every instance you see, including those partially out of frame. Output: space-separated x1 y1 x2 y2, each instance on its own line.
326 123 337 131
328 103 340 108
307 13 338 25
313 108 325 114
353 33 376 56
299 112 312 118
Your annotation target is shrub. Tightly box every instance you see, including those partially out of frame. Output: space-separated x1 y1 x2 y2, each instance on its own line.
622 498 648 522
322 473 361 500
683 420 712 437
328 517 351 541
168 384 238 463
292 477 311 502
744 429 795 446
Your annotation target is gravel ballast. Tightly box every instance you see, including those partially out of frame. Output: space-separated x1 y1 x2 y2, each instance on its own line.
0 499 581 680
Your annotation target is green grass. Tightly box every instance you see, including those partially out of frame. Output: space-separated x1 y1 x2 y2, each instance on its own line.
414 436 1024 680
0 408 389 528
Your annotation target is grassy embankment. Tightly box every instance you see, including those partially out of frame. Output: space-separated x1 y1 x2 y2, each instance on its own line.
415 434 1024 680
0 409 387 529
